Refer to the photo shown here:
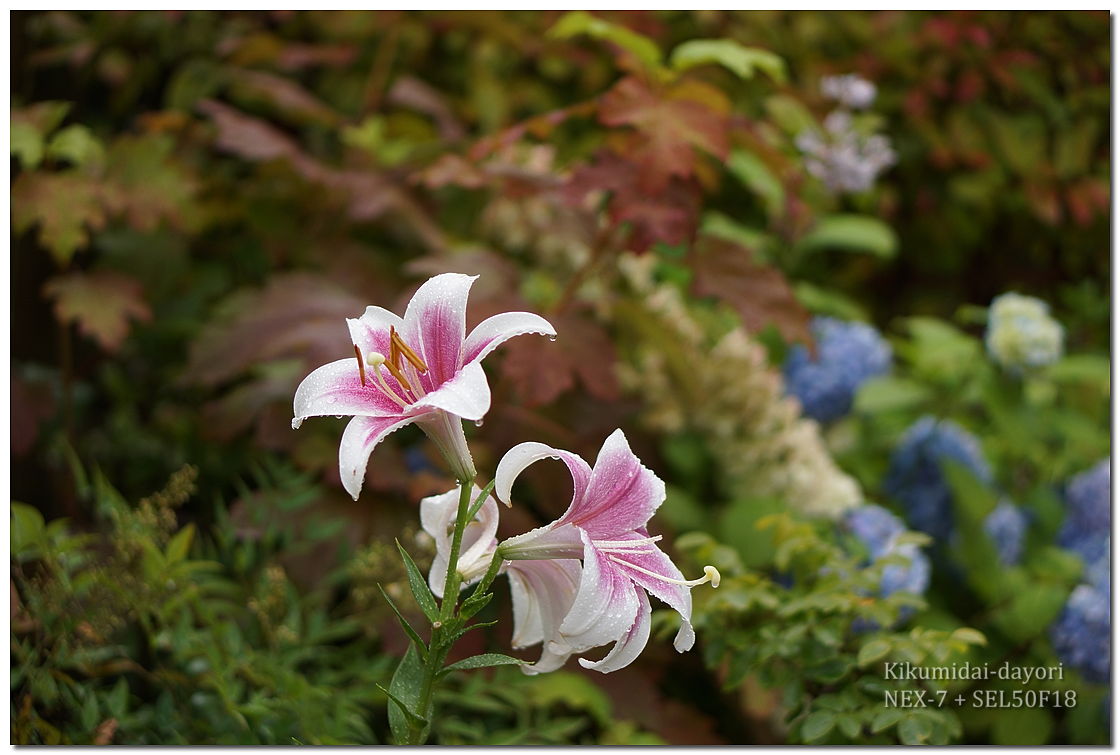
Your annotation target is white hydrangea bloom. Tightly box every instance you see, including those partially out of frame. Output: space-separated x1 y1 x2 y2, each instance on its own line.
985 292 1065 372
615 255 862 519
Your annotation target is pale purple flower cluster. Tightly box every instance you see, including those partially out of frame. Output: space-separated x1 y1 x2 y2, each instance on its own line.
796 108 895 194
292 274 718 675
783 316 892 423
820 73 878 110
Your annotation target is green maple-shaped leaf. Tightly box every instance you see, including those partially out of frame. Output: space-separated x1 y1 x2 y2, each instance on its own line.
43 271 152 352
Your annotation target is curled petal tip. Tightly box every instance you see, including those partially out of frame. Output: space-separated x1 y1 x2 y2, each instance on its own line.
291 418 303 430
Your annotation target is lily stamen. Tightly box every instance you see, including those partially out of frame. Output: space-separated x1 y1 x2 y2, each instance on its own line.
390 326 429 374
354 344 367 386
382 357 415 396
365 352 410 408
609 557 721 588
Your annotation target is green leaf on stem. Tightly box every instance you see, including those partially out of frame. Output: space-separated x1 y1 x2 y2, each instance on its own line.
458 590 494 620
670 39 787 82
385 643 429 744
446 619 498 645
378 584 428 660
438 653 525 678
395 539 439 623
548 11 663 73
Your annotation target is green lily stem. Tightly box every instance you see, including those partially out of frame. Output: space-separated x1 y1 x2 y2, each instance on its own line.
402 479 475 745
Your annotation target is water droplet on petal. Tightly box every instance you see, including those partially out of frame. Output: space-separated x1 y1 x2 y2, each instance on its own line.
474 419 484 428
547 335 557 342
334 415 344 420
326 396 338 404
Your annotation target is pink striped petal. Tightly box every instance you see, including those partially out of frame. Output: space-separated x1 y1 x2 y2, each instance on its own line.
292 358 406 426
557 530 641 653
561 429 665 537
494 441 593 512
410 360 491 422
463 311 557 365
338 414 420 500
401 273 477 387
611 544 695 652
579 586 652 673
346 305 405 360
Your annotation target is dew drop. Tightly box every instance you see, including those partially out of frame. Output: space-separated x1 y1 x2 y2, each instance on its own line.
326 396 338 404
547 335 557 342
334 415 344 420
474 419 485 428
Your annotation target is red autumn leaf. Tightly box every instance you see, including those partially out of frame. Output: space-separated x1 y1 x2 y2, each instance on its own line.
226 68 344 127
688 235 812 346
565 151 701 252
387 75 467 142
199 99 446 249
183 272 370 388
599 76 730 192
500 311 620 407
43 271 152 352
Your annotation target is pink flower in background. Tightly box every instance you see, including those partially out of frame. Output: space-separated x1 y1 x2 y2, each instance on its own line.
291 273 555 499
495 430 720 674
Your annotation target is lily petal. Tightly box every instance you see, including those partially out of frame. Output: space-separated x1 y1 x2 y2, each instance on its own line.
463 311 557 365
338 414 420 500
499 522 584 561
346 305 405 359
558 530 641 653
507 558 582 674
579 587 652 673
401 273 477 387
495 441 593 510
562 429 665 537
410 360 491 422
611 544 696 652
292 358 406 425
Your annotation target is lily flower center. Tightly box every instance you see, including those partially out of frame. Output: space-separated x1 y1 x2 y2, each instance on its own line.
354 326 430 408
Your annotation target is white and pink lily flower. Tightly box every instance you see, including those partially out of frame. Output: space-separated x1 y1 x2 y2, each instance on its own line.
420 485 501 597
291 273 556 499
420 484 583 674
494 429 720 674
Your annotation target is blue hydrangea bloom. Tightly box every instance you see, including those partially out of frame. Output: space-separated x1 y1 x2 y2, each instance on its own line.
1061 459 1111 537
884 417 993 542
1059 460 1111 583
1051 575 1111 684
843 505 931 599
985 292 1064 372
983 499 1028 566
783 317 892 424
